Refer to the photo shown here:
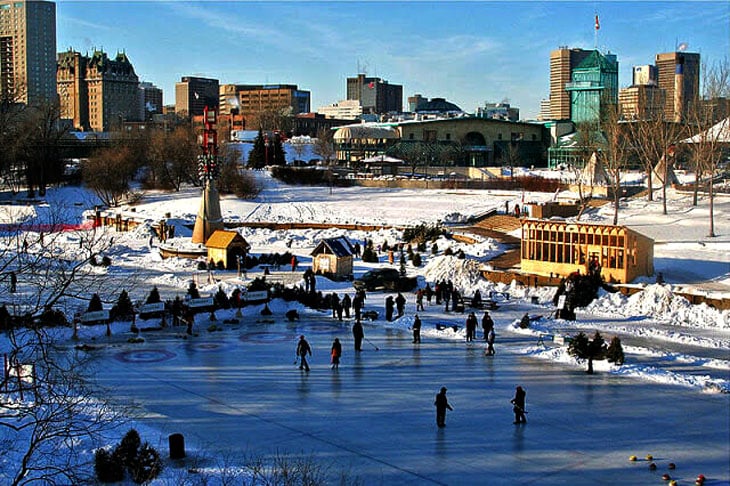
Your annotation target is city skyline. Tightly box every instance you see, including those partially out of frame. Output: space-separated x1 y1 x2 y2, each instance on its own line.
55 1 730 119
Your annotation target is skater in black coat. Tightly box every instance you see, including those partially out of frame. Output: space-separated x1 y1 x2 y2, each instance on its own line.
412 314 422 343
352 320 364 352
296 335 312 371
434 387 453 427
511 386 527 424
395 292 406 318
385 296 394 322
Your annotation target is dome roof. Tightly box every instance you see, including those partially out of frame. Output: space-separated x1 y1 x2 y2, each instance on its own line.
415 97 462 113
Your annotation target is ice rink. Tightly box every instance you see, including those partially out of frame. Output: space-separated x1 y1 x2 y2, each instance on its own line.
87 302 730 485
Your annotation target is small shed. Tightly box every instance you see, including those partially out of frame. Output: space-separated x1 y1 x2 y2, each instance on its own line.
311 236 355 279
206 230 250 270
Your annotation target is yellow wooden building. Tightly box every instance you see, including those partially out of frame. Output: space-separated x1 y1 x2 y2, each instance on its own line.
520 220 654 284
206 230 250 269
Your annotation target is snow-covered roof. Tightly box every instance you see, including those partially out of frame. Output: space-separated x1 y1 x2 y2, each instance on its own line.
681 117 730 143
311 236 355 257
333 125 399 141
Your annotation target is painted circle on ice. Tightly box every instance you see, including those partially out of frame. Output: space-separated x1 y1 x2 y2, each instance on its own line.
115 349 176 363
296 323 343 333
191 342 228 352
239 332 296 343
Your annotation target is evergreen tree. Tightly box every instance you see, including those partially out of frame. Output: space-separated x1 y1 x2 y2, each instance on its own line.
214 286 231 309
605 335 624 365
145 286 161 304
272 134 286 165
412 253 422 267
87 293 103 312
187 281 200 299
431 243 439 255
399 251 407 276
114 289 134 319
568 331 607 374
247 128 266 168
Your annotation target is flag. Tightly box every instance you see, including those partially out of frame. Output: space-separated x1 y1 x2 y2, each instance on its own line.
594 15 600 30
677 42 688 51
194 92 200 100
368 81 375 89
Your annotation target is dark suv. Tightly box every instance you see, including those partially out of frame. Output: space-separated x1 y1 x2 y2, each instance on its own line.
353 268 416 292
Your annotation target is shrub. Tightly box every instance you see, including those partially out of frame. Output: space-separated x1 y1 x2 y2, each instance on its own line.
443 247 453 256
412 253 422 267
114 290 135 319
101 255 112 266
361 246 379 263
197 261 207 271
129 442 163 484
431 243 439 255
116 429 141 469
417 241 427 253
94 448 125 483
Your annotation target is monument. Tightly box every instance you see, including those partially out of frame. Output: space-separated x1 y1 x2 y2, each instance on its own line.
192 106 224 244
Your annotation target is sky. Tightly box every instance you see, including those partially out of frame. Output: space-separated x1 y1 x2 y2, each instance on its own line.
54 1 730 119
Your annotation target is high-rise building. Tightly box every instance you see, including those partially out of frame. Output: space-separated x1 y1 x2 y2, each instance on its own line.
633 65 657 86
549 47 592 120
619 84 665 120
220 83 310 129
346 74 402 114
139 81 162 121
317 99 362 120
655 51 700 122
565 50 618 124
175 76 218 117
57 48 140 131
0 0 56 105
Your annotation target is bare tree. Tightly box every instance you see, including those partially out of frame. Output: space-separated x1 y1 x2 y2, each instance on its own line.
146 125 199 191
571 121 602 219
0 204 132 484
313 128 336 165
627 115 684 214
685 57 730 237
600 104 630 225
82 144 138 207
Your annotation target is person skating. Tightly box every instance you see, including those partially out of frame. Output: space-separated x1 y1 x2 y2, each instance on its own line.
412 314 422 343
330 338 342 369
486 328 495 355
385 296 394 321
341 294 352 318
416 289 425 311
331 293 340 319
352 320 364 352
395 292 406 318
353 293 363 321
465 312 477 342
482 311 494 341
434 387 453 427
296 335 312 371
511 386 527 424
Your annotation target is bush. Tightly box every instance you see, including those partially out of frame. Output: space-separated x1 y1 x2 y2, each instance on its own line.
94 448 125 483
214 286 231 309
443 247 453 256
129 442 163 484
412 253 422 267
431 243 439 255
116 429 141 469
361 246 379 263
187 281 200 299
101 255 112 266
114 290 135 320
197 261 207 271
403 223 444 243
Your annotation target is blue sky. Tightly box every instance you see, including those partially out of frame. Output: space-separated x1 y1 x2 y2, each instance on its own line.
55 1 730 118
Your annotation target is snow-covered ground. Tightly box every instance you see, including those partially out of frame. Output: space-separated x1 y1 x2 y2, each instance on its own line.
1 170 728 484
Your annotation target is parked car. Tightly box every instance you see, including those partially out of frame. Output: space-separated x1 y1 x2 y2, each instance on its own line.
353 268 416 292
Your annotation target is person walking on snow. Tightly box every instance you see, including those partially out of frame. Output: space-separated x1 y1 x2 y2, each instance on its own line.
434 387 453 427
465 312 477 342
341 294 352 318
511 386 527 424
290 255 298 272
296 335 312 371
330 338 342 369
416 289 425 311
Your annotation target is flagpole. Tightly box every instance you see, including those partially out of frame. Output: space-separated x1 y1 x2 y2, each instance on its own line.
594 14 599 49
